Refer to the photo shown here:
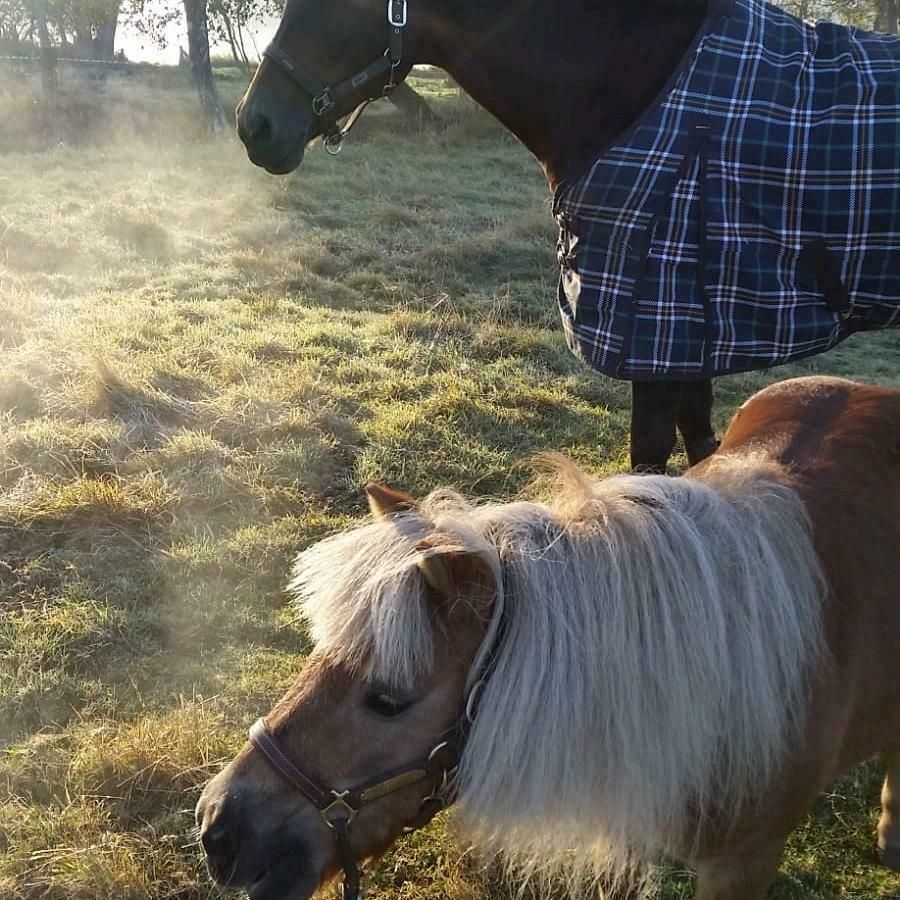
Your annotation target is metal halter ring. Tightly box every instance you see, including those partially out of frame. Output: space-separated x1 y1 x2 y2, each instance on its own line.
320 790 359 827
323 132 344 155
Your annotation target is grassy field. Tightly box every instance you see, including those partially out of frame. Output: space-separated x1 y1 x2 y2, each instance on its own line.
0 64 899 900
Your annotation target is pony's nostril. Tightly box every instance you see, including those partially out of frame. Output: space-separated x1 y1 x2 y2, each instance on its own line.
200 824 235 856
200 814 238 862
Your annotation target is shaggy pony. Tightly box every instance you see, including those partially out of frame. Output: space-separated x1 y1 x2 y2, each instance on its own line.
291 455 826 893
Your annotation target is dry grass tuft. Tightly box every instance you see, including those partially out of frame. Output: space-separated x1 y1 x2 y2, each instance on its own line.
91 359 197 438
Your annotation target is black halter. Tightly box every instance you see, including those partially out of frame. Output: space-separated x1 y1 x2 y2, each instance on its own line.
262 0 409 154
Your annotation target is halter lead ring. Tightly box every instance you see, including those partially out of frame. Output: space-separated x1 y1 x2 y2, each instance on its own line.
263 0 409 154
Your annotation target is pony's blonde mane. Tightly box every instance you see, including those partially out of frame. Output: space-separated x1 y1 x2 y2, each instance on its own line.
291 454 826 896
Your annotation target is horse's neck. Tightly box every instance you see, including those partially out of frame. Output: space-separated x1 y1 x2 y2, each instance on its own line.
423 0 706 190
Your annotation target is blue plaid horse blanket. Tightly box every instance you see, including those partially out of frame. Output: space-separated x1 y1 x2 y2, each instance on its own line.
553 0 900 380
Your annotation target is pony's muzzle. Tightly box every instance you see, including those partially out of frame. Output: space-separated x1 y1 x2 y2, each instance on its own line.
196 790 244 885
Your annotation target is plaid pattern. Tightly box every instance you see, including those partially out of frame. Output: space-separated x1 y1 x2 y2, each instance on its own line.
553 0 900 380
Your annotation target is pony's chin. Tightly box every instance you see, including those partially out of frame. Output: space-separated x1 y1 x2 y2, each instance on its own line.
246 864 320 900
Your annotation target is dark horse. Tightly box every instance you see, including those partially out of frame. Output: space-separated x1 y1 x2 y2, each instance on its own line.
234 0 900 471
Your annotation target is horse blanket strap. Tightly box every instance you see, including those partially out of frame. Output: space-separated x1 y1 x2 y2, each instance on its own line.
553 0 900 380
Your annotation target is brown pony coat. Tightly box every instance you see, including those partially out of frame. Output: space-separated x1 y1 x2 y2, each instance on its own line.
684 377 900 897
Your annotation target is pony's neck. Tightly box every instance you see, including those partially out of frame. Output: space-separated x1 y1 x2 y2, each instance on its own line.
419 0 707 190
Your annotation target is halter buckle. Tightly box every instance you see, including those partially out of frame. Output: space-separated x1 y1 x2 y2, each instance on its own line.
312 90 335 117
320 790 358 827
387 0 407 27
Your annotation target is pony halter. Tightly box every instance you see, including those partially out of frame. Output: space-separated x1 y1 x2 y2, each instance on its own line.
263 0 409 154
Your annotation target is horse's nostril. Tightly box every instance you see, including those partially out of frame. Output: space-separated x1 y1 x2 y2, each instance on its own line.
254 114 273 145
242 108 273 146
202 823 230 855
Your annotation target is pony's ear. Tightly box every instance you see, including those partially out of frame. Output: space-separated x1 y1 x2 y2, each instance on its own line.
415 540 496 616
366 482 417 518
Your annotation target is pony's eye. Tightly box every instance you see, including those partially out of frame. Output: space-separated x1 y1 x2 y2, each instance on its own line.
364 691 411 718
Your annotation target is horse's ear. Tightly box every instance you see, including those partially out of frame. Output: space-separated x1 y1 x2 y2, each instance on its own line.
366 482 417 518
415 540 496 615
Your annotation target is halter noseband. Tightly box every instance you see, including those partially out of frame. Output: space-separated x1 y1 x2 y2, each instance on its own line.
248 549 507 900
262 0 409 154
248 719 456 900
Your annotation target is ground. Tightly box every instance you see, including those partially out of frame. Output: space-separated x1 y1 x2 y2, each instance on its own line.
0 64 898 900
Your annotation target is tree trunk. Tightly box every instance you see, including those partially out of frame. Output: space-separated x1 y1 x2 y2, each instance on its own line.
96 13 117 60
183 0 226 135
33 0 56 93
234 20 251 68
74 26 93 58
387 82 441 128
219 7 250 70
887 0 900 34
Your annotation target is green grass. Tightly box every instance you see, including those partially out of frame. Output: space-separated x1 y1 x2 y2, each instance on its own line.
0 66 899 900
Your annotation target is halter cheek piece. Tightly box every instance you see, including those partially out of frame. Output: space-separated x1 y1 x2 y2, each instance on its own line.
263 0 409 154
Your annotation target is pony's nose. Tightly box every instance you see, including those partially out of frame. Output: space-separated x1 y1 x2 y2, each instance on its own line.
198 795 240 879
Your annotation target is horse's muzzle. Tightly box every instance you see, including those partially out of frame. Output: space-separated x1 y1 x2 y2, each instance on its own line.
235 67 311 174
236 99 308 174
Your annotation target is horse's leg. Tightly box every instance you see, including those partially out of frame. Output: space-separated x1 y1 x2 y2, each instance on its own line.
630 380 681 474
694 842 784 900
878 749 900 870
676 378 719 468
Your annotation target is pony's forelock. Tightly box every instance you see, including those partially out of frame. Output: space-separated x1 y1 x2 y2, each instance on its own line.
290 495 500 693
290 515 435 692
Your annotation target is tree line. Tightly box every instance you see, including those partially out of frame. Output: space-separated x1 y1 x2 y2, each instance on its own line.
2 0 897 129
781 0 898 30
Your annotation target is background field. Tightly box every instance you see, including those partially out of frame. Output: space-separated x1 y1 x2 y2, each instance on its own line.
1 65 899 900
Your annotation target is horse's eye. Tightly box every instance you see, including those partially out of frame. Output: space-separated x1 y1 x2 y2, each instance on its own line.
364 691 411 718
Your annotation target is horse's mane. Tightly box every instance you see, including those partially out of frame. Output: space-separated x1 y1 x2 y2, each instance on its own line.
291 454 826 896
